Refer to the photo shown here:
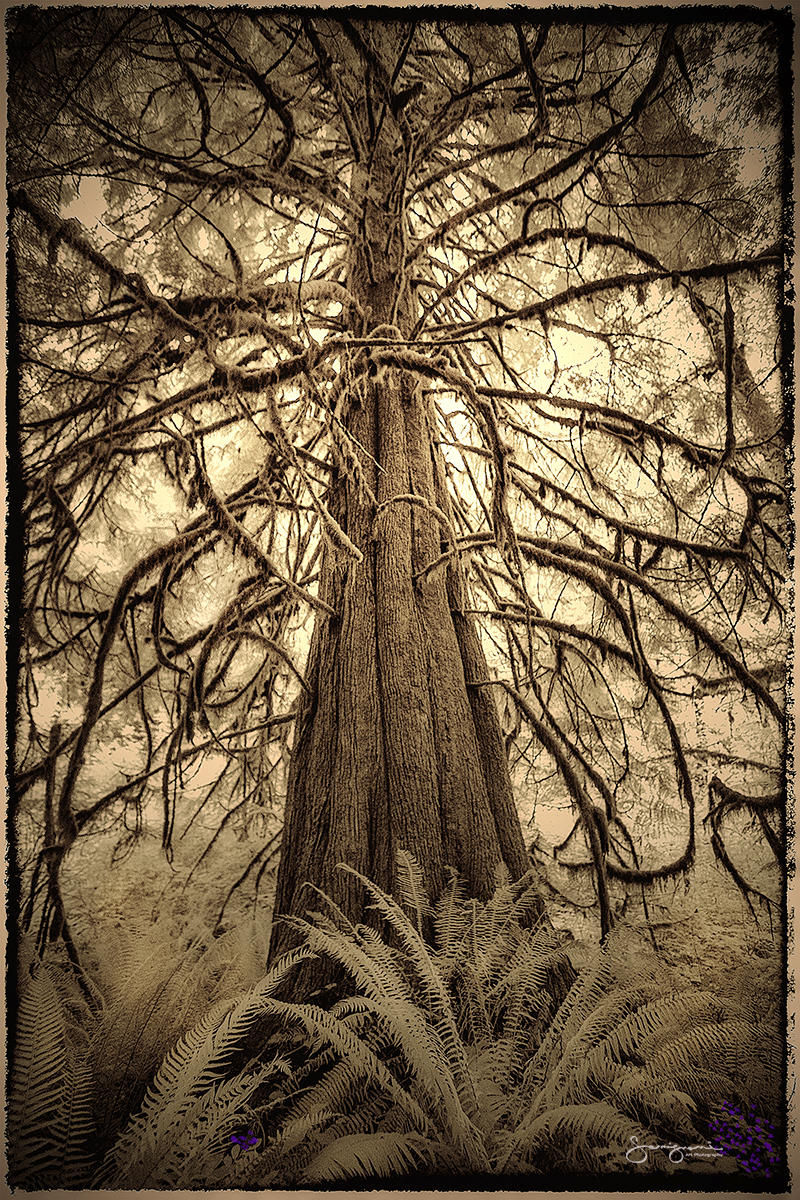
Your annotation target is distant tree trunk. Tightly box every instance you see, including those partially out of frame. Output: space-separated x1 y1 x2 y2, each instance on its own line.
268 128 537 977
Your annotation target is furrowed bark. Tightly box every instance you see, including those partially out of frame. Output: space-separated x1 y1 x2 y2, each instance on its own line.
268 117 544 995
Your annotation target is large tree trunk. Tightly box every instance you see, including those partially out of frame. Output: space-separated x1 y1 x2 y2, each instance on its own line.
268 128 538 982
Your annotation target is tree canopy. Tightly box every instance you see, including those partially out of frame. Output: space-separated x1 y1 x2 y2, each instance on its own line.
9 10 788 966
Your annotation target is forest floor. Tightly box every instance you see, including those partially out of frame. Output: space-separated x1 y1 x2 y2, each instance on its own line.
58 800 784 1005
554 851 782 1008
58 802 784 1050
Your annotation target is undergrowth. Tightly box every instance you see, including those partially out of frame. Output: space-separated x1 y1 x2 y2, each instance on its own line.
8 853 781 1188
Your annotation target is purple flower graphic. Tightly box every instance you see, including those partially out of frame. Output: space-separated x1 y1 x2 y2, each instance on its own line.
230 1129 260 1151
708 1103 779 1178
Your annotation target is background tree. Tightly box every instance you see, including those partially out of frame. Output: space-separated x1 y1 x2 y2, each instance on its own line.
9 11 788 989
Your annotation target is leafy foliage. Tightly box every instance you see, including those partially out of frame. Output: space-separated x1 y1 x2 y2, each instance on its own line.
88 912 271 1144
89 855 777 1186
94 946 310 1187
8 966 96 1188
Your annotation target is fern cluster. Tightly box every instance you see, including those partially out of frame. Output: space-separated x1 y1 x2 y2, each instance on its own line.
93 946 311 1187
89 854 778 1187
89 913 271 1144
7 914 273 1186
8 965 96 1189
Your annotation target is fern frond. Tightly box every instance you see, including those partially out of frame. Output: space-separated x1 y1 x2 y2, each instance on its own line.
169 920 272 1027
536 927 664 1059
490 941 570 1058
395 849 432 934
464 1042 514 1136
468 898 522 982
284 1056 378 1128
198 920 271 991
57 1059 97 1184
356 925 416 1004
647 1018 763 1082
483 923 551 995
8 966 100 1188
433 869 470 962
548 989 738 1108
607 1067 700 1140
524 983 653 1108
312 986 486 1165
252 1111 345 1183
254 995 434 1136
157 1061 278 1187
337 863 473 1099
451 959 493 1045
132 995 237 1115
90 918 219 1129
302 1131 427 1183
9 968 72 1187
486 861 513 918
338 863 447 1009
91 858 777 1190
153 1061 281 1188
510 955 609 1096
328 991 485 1161
281 914 412 1007
255 1098 410 1186
614 984 743 1060
9 969 68 1135
631 1061 748 1115
552 956 619 1039
477 866 546 955
499 1100 653 1173
189 944 315 1093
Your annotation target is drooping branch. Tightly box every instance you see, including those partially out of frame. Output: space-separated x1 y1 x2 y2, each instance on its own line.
417 226 664 325
488 681 614 939
415 531 782 722
425 253 781 337
706 774 783 872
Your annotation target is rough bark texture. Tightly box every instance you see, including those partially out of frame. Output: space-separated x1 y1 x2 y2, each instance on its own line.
268 128 536 981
